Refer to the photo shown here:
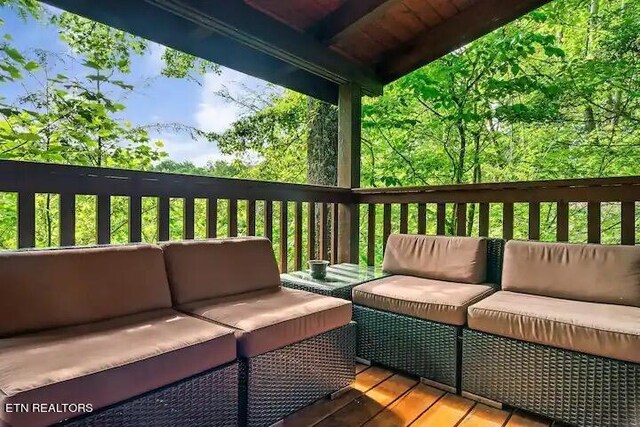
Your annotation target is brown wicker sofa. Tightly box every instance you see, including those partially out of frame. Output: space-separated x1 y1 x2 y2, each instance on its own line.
0 244 238 427
161 237 355 427
463 240 640 427
352 234 499 391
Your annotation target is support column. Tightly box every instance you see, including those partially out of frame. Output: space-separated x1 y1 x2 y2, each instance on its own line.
337 83 361 264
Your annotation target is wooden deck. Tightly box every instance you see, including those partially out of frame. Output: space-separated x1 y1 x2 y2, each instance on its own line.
282 364 557 427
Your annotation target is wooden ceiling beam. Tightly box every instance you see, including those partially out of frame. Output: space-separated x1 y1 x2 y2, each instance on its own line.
377 0 553 82
43 0 342 103
309 0 395 43
146 0 383 96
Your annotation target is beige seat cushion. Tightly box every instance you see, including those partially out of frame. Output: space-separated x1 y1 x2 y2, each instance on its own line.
353 276 495 325
0 309 235 427
0 245 172 337
383 234 487 283
162 237 281 305
468 291 640 363
502 240 640 307
180 287 352 357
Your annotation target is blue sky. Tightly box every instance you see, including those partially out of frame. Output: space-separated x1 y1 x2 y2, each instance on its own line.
1 5 275 165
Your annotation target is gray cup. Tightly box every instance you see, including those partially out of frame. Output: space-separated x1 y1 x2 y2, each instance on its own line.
308 260 330 280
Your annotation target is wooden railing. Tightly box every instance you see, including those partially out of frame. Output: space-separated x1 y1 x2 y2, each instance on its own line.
0 160 353 272
1 160 639 269
355 177 640 266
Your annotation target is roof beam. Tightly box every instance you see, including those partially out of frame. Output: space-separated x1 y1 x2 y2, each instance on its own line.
146 0 383 96
377 0 553 82
43 0 341 103
309 0 395 43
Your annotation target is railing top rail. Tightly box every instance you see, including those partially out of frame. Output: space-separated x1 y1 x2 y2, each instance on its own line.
354 176 640 194
0 160 353 203
354 176 640 203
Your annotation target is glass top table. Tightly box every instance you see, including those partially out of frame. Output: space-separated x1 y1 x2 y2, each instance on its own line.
281 263 389 300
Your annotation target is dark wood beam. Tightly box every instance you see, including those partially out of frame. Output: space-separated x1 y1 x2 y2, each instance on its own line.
309 0 394 43
378 0 553 82
337 84 362 264
146 0 383 96
42 0 341 104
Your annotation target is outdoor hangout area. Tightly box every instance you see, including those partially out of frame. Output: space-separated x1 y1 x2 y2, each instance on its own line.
0 0 639 426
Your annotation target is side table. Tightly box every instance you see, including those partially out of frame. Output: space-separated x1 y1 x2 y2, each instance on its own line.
281 263 389 300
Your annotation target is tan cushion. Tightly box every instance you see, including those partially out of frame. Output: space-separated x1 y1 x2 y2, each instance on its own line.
502 240 640 307
162 237 281 305
0 308 235 427
468 291 640 363
383 234 487 283
180 287 352 357
353 276 495 325
0 245 171 337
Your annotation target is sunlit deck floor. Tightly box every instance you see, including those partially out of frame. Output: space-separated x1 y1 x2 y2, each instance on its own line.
282 364 558 427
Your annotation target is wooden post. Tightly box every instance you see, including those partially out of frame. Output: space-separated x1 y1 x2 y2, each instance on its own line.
337 83 361 264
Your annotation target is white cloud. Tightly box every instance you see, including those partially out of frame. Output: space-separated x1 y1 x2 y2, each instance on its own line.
194 69 247 133
146 42 166 74
155 134 231 167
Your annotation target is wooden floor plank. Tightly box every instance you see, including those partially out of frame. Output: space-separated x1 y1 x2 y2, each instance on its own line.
364 383 444 427
458 403 511 427
356 363 369 374
411 393 476 427
315 374 418 427
283 367 394 427
505 411 553 427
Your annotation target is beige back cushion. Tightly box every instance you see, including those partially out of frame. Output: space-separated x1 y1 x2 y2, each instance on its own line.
382 234 487 283
161 237 281 305
502 240 640 307
0 245 172 337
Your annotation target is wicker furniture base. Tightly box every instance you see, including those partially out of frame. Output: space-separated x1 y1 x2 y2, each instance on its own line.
353 305 459 389
60 361 239 427
462 329 640 427
240 322 356 427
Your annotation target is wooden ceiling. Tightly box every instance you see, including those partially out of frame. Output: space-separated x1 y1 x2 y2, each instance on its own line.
43 0 552 104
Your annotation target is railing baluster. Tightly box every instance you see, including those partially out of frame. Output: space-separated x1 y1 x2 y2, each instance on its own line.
502 202 514 240
587 201 601 244
319 203 328 260
207 197 218 238
129 195 142 243
557 201 569 242
331 203 339 264
246 199 256 236
158 196 170 241
436 203 446 235
97 195 111 245
456 202 467 236
59 193 75 247
399 203 408 234
479 203 489 237
528 201 540 241
280 201 288 272
621 201 636 245
294 201 303 270
367 204 376 266
183 197 195 239
417 203 426 234
383 203 391 251
228 198 238 237
18 191 35 249
308 202 316 260
264 200 273 241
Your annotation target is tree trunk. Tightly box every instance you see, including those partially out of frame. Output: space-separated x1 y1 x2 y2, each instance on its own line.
306 97 338 186
306 97 338 259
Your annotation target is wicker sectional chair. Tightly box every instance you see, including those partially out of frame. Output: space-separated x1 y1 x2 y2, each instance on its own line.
463 240 640 427
352 234 499 391
161 237 355 427
0 245 238 427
